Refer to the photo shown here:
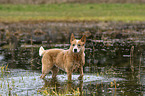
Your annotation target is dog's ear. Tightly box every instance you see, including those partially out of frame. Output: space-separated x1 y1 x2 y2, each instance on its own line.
70 33 75 42
81 35 86 44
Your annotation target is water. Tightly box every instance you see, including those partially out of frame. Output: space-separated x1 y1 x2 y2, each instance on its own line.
0 69 126 96
0 21 145 95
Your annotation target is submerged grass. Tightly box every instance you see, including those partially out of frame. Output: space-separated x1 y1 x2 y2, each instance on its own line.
0 3 145 22
39 87 81 96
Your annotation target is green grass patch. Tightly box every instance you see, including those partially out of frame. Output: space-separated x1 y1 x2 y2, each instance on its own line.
0 3 145 22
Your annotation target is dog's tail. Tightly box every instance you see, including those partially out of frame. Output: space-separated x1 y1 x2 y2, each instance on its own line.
39 46 46 56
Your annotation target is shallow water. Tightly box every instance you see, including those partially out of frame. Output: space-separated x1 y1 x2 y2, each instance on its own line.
0 69 126 96
0 22 145 95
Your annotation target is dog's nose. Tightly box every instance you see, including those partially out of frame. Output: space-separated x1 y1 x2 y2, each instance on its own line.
74 49 77 53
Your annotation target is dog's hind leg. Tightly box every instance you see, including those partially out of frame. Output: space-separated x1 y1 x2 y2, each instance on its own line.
51 66 59 78
40 55 54 79
40 63 54 79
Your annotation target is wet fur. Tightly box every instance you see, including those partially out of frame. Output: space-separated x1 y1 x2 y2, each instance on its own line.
39 33 86 81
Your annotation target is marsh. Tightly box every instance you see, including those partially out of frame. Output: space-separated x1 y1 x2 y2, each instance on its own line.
0 21 145 95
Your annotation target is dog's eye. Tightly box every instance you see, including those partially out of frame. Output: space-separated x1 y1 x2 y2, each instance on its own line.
73 44 75 46
78 44 81 46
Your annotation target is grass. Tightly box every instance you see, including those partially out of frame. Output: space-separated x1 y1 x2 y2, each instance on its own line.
0 64 9 78
0 3 145 22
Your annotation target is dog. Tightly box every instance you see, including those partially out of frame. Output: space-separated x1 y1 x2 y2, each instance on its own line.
39 33 86 81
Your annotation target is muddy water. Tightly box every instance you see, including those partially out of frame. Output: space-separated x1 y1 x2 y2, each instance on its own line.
0 21 145 95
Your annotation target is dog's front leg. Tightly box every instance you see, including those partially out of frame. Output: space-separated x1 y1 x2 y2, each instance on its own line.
78 65 84 80
66 67 72 81
67 71 72 82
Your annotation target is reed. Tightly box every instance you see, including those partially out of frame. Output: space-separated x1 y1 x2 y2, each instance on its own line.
0 64 9 78
130 46 134 72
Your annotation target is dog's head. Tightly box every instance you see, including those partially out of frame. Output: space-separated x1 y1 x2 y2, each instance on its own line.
70 33 86 53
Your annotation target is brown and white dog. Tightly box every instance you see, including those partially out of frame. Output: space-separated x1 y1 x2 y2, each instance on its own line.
39 33 86 81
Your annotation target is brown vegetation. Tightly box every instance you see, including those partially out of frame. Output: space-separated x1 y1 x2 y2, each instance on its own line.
0 0 144 4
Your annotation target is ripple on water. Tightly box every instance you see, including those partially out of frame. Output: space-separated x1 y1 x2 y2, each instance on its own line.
0 55 4 61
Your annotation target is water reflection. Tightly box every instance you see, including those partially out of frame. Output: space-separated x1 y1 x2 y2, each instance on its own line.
40 78 83 96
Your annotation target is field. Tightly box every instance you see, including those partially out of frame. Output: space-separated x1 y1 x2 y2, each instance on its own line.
0 3 145 22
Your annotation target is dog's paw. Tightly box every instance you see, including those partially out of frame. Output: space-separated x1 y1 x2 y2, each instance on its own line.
40 76 43 79
78 75 84 80
40 75 45 79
